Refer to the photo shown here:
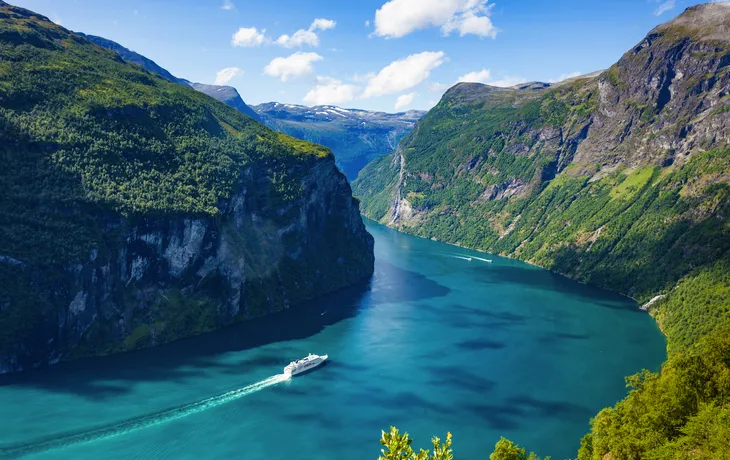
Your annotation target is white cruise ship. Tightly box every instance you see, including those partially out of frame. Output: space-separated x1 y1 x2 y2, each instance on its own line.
284 353 328 376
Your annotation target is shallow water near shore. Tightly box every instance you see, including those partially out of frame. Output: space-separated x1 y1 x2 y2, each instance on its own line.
0 219 665 459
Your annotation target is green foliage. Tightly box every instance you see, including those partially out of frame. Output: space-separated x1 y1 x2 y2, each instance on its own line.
0 3 367 359
653 260 730 354
578 327 730 459
489 437 549 460
378 427 453 460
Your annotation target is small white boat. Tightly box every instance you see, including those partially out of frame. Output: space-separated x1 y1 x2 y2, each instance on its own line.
284 353 328 376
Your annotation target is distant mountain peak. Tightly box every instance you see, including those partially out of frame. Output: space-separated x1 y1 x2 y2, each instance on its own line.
253 102 426 179
652 2 730 42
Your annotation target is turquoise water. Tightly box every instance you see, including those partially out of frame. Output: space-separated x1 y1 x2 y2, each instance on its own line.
0 220 665 459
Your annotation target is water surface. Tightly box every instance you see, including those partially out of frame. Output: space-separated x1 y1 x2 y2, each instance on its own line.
0 220 665 459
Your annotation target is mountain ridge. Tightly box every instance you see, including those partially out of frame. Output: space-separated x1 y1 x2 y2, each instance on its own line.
78 33 263 122
0 1 374 373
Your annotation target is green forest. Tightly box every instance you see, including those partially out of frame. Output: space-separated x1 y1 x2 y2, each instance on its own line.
0 3 349 358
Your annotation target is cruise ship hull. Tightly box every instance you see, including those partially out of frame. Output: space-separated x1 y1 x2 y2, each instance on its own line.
284 354 328 376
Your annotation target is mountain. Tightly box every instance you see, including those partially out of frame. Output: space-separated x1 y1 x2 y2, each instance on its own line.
0 1 373 373
77 34 423 180
355 3 730 458
79 33 263 122
254 102 425 180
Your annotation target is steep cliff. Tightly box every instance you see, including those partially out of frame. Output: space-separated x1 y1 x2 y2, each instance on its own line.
355 2 730 306
0 2 374 373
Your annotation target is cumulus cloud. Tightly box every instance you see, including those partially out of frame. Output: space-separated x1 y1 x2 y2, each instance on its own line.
654 0 675 15
303 77 359 105
311 18 336 30
232 27 267 47
276 18 336 48
215 67 243 85
264 52 323 82
394 92 417 110
222 0 235 11
374 0 497 39
457 68 491 83
363 51 446 98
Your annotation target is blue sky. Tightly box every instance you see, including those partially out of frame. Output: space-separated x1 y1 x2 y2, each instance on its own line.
11 0 712 112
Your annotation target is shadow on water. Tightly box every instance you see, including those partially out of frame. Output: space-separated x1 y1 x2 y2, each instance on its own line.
473 264 644 313
0 259 450 400
466 395 594 431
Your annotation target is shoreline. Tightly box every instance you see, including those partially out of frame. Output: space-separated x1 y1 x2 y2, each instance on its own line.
365 215 668 340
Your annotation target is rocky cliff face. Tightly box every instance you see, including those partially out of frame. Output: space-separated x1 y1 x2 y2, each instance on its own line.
0 2 373 373
354 3 730 303
1 157 372 374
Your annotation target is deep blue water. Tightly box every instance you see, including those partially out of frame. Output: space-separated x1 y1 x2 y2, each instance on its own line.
0 219 666 459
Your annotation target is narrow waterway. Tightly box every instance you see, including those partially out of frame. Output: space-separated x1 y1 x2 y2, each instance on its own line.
0 219 666 459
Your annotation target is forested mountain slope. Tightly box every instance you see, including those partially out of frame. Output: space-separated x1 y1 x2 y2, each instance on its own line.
254 102 424 180
0 2 374 373
355 3 730 458
79 33 263 122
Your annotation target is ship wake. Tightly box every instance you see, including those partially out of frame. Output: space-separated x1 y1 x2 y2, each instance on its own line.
0 374 291 458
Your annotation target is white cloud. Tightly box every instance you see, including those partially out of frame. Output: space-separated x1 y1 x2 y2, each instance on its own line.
264 52 323 82
457 68 491 83
654 0 675 15
311 18 336 31
275 18 336 48
363 51 446 98
548 71 581 83
303 77 360 105
365 20 371 27
276 30 319 48
374 0 497 39
222 0 235 10
232 27 267 47
215 67 243 85
394 92 417 110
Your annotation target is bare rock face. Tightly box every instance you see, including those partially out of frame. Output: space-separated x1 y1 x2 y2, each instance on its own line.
1 157 373 373
574 2 730 171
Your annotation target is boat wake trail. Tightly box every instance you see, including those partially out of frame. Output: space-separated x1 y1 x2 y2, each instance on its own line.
446 253 492 263
0 374 291 458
